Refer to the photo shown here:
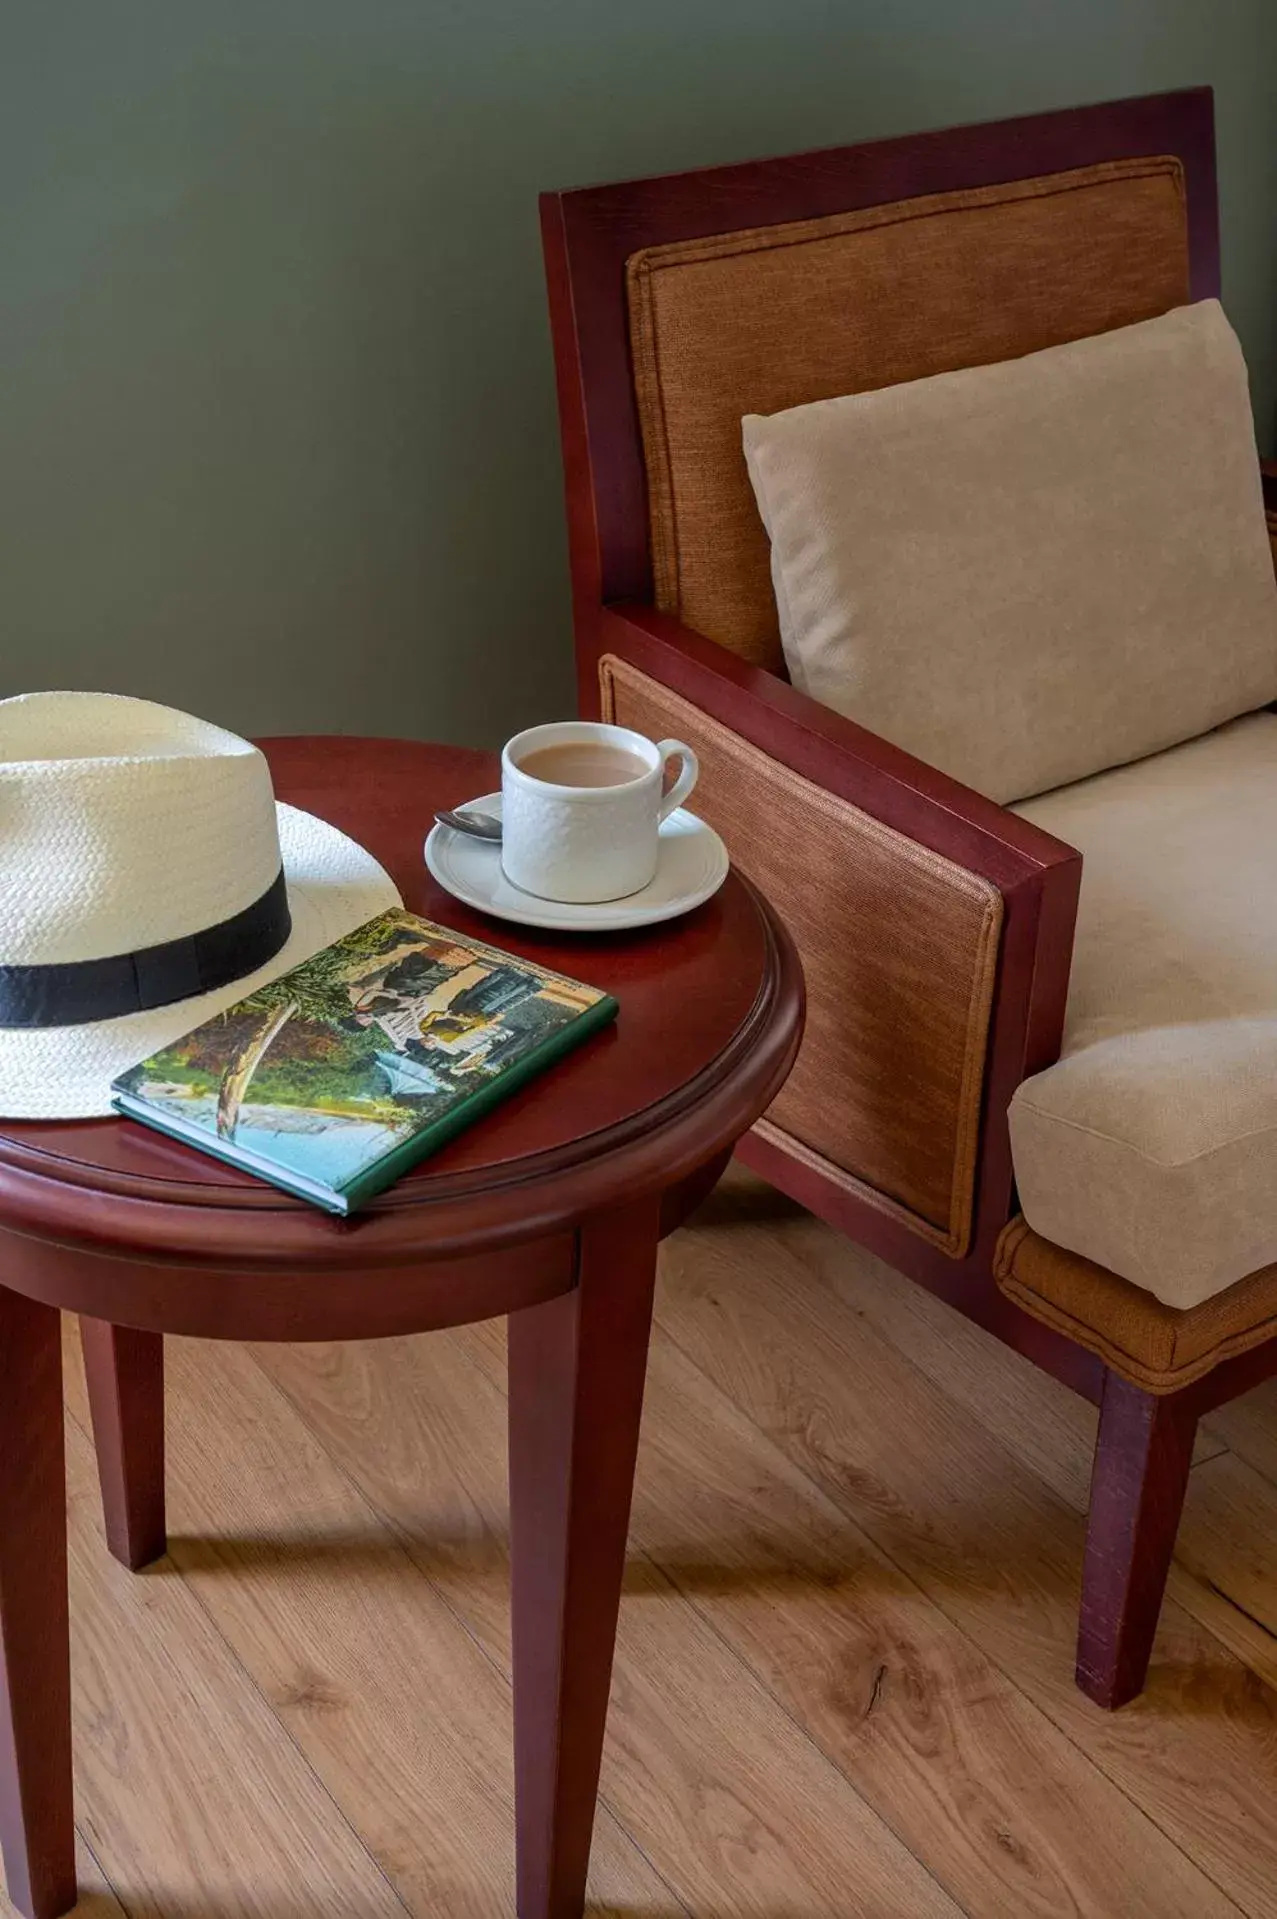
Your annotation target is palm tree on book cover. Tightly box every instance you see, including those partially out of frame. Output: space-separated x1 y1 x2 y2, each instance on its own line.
213 912 443 1138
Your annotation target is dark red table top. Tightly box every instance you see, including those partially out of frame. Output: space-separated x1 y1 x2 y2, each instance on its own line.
0 739 802 1291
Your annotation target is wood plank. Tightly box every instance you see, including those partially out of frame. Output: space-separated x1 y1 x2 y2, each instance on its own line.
780 1186 1225 1512
633 1335 1236 1918
749 1175 1277 1711
63 1328 671 1919
620 1331 1232 1917
1171 1451 1277 1686
58 1408 410 1919
249 1333 960 1918
0 1840 123 1919
686 1178 1115 1511
56 1173 1277 1919
255 1319 1234 1918
767 1177 1276 1714
1204 1380 1277 1489
654 1173 1277 1918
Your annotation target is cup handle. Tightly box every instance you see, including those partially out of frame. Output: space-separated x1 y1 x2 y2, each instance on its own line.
656 740 699 821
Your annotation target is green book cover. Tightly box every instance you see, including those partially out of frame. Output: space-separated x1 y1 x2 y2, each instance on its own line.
110 908 618 1215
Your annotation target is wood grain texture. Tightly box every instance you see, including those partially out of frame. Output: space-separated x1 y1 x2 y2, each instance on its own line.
558 1327 1229 1918
1173 1450 1277 1682
62 1328 668 1917
805 1214 1277 1706
57 1341 415 1919
38 1167 1277 1913
0 1842 122 1919
1204 1378 1277 1483
805 1206 1225 1512
245 1312 1247 1918
249 1332 958 1918
658 1168 1277 1915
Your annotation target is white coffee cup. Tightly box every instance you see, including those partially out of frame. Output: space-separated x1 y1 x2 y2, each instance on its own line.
501 720 699 904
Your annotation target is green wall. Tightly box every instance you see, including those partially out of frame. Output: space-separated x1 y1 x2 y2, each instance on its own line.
2 2 1274 745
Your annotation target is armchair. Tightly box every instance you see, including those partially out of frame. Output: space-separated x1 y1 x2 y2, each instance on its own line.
541 87 1277 1708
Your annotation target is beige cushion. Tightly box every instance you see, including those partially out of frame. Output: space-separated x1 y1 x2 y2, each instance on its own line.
1010 712 1277 1309
743 300 1277 805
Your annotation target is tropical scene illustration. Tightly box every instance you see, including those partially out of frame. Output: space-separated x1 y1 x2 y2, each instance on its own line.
114 910 607 1192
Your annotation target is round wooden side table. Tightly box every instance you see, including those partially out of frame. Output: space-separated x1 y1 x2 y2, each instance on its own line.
0 736 803 1919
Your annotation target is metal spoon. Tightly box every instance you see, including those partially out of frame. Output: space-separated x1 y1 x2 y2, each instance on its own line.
435 806 503 843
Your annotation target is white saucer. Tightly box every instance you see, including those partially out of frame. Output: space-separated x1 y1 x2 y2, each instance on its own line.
424 792 729 933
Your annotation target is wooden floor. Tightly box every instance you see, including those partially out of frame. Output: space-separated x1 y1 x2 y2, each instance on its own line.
17 1162 1277 1919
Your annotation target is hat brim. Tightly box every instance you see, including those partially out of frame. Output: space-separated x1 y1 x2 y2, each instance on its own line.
0 804 402 1121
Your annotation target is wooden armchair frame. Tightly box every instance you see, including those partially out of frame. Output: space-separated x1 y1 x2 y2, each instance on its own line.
541 87 1277 1708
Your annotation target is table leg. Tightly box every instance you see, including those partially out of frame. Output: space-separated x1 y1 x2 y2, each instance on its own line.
79 1320 167 1571
0 1287 76 1919
507 1198 660 1919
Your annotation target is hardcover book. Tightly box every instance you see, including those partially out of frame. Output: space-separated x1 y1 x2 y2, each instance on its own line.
111 909 618 1214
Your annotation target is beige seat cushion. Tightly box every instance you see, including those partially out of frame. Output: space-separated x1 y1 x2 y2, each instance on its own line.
1010 712 1277 1308
743 300 1277 804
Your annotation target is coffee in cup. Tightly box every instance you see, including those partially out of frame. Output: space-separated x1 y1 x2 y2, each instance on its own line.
515 741 649 789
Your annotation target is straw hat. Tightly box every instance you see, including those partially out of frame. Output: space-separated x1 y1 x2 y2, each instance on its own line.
0 691 401 1119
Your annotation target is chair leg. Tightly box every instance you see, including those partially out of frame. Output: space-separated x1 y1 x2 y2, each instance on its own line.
79 1319 167 1571
507 1199 660 1919
0 1285 76 1919
1077 1367 1197 1709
